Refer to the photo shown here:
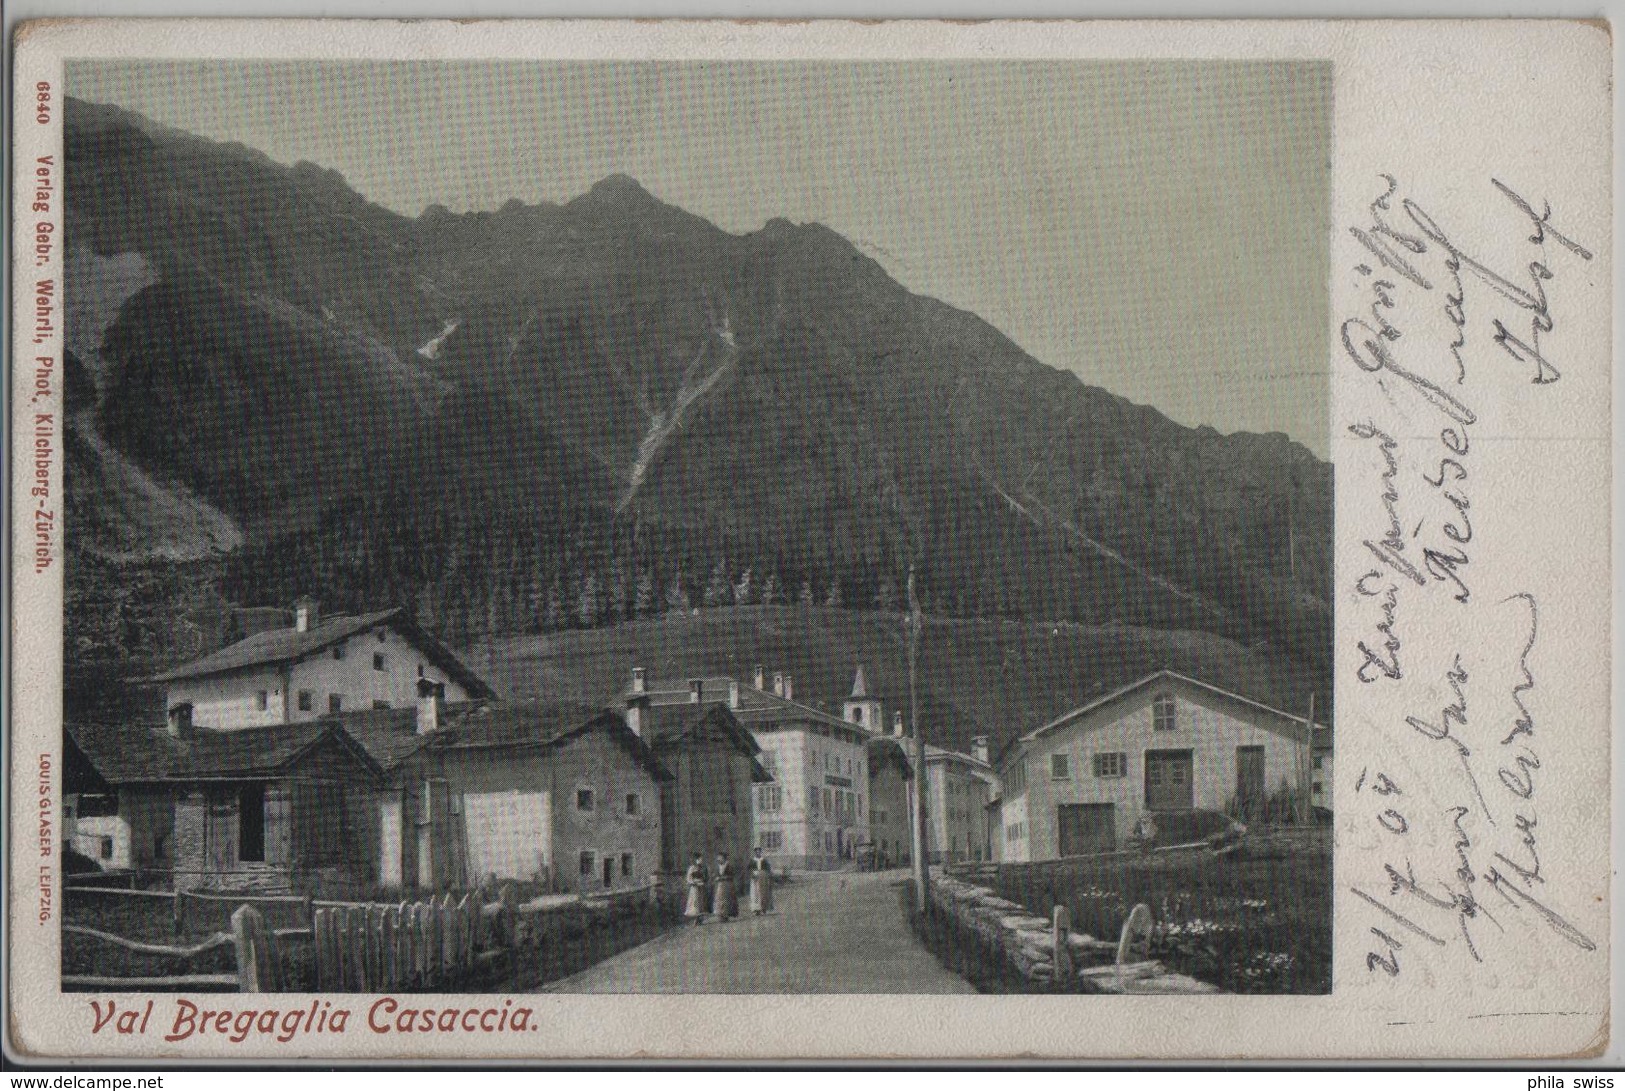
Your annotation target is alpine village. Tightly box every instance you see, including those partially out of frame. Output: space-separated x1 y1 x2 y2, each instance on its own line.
59 95 1333 998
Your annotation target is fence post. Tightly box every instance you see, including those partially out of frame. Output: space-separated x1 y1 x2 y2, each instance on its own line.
230 904 281 993
498 884 518 986
1052 905 1074 985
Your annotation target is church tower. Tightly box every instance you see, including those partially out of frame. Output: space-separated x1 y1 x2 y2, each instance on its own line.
842 664 885 734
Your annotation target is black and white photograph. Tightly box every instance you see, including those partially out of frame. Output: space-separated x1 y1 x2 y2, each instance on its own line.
10 15 1612 1065
54 57 1334 999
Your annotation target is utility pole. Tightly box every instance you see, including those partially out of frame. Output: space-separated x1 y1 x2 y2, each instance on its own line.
1299 691 1316 824
907 566 929 912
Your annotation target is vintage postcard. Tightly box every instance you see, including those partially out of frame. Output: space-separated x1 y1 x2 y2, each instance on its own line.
7 18 1612 1062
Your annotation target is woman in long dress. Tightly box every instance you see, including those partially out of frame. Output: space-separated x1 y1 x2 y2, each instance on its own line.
711 852 739 921
684 854 709 925
748 847 774 915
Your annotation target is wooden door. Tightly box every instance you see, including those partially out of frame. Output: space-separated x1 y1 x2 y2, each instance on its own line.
1145 750 1194 811
1057 803 1116 856
1236 746 1266 818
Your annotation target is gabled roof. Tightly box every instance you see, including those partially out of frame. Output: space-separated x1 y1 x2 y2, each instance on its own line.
65 720 384 784
866 735 915 779
1016 669 1327 752
147 607 496 699
426 704 674 783
635 703 772 783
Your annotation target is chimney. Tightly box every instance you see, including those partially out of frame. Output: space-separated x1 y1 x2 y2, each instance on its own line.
293 596 319 633
688 678 702 704
783 674 794 702
893 710 905 737
416 678 446 735
754 665 766 691
971 735 990 765
630 667 647 694
728 679 740 709
166 702 194 738
772 672 785 698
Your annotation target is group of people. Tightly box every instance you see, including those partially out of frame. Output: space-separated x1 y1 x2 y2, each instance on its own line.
684 847 773 924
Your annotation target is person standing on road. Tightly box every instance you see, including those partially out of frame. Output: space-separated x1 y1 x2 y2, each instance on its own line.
685 854 710 925
748 846 774 915
712 852 739 921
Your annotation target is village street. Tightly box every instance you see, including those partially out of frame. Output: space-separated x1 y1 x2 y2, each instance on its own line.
545 869 976 994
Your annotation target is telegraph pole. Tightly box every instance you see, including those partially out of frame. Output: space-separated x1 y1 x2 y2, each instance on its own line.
1299 691 1317 824
907 566 929 912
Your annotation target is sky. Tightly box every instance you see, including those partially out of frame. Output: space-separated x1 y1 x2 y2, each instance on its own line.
70 59 1332 456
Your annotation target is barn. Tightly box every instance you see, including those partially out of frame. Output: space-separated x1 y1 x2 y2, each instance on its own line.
997 670 1327 862
65 716 385 892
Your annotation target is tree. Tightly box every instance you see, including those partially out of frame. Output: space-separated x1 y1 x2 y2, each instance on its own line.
665 569 692 613
634 570 658 617
733 568 756 606
703 560 730 608
576 571 601 628
824 579 844 609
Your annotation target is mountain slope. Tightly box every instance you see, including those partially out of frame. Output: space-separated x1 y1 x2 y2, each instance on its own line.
62 96 1331 693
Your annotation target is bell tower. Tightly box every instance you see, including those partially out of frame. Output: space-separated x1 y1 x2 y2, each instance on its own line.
842 664 885 734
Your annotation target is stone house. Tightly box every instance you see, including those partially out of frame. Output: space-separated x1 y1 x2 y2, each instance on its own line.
865 733 914 868
65 713 384 892
621 683 772 874
338 690 670 894
998 670 1327 861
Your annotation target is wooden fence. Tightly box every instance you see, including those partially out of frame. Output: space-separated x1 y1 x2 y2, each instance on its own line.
64 881 666 993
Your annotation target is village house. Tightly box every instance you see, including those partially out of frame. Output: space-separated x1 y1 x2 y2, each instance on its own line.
148 599 494 730
621 672 772 873
865 731 914 868
65 709 384 892
336 687 670 895
921 739 997 864
626 667 873 870
997 670 1328 862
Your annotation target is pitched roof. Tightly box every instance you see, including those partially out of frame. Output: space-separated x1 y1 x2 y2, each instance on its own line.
147 607 496 699
635 703 772 783
865 735 914 779
850 664 869 698
1017 669 1328 750
426 703 673 782
65 720 384 784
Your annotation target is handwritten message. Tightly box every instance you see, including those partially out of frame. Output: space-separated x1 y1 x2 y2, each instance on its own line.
1341 175 1599 981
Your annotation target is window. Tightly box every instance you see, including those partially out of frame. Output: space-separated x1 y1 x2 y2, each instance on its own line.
625 793 640 816
759 785 782 812
332 644 346 661
377 630 388 643
255 690 269 711
100 836 114 860
576 788 595 812
373 653 386 672
1007 758 1027 796
328 694 343 713
1313 756 1324 770
297 690 313 712
579 850 595 876
822 787 833 813
238 784 266 862
1153 694 1177 732
1051 753 1071 780
620 852 634 877
1093 752 1127 778
601 857 614 888
373 700 391 710
759 751 777 776
760 830 783 851
809 786 820 815
852 706 864 725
